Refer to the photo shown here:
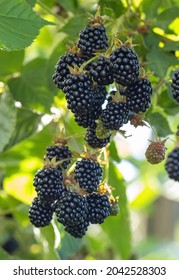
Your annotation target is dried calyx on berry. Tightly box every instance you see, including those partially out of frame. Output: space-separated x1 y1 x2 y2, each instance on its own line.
77 7 108 55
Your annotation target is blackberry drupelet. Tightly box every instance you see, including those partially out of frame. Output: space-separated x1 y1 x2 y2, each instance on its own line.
29 197 53 227
52 53 86 91
64 219 90 238
101 101 129 130
44 145 72 170
87 56 114 85
78 25 108 55
74 158 102 193
85 126 111 148
55 191 88 227
171 69 179 102
87 193 110 224
110 46 140 86
33 168 65 202
165 147 179 181
63 73 94 115
126 78 153 114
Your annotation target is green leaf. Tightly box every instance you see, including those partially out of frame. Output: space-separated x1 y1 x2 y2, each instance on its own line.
0 247 13 260
141 0 165 18
60 14 87 40
0 0 51 51
148 111 172 137
8 58 55 113
109 141 121 163
157 90 179 116
147 47 177 78
56 0 78 12
0 92 16 153
39 225 59 259
99 0 125 17
157 7 179 32
4 108 42 151
26 0 36 6
102 163 132 259
0 50 24 79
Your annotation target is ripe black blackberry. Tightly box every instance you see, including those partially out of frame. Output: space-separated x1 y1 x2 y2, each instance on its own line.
63 72 94 115
52 52 87 91
101 98 130 130
33 167 65 202
29 197 53 227
171 69 179 102
126 78 153 114
64 219 90 238
78 24 108 55
74 158 102 193
44 145 72 170
85 126 111 149
110 45 140 86
74 86 107 128
87 56 114 85
87 193 110 224
165 147 179 182
55 191 88 227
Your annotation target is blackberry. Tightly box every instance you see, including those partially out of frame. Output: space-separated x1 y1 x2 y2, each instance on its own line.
87 193 110 224
55 191 88 226
87 56 114 85
165 147 179 181
44 145 72 170
145 141 166 164
85 126 111 149
101 101 129 130
78 25 108 55
74 158 102 193
74 86 107 128
64 220 90 238
63 73 94 115
110 46 140 86
29 197 53 227
171 69 179 102
126 78 153 114
33 168 65 202
52 53 87 91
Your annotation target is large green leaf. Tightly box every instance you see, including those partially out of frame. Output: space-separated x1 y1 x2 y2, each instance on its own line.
0 0 52 51
8 58 55 113
148 111 172 137
5 108 42 151
60 14 87 39
157 90 179 116
157 7 179 32
102 163 132 259
0 50 24 79
0 92 16 153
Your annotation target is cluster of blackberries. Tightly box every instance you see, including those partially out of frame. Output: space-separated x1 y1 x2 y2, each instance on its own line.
52 10 153 149
171 69 179 103
29 141 115 238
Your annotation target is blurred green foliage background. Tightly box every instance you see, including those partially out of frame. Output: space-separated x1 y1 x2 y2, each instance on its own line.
0 0 179 260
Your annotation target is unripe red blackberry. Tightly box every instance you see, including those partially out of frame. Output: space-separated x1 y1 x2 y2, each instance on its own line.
110 46 140 86
29 197 53 227
74 158 102 193
63 72 94 115
64 220 90 238
87 193 110 224
87 56 114 85
52 53 87 91
33 168 65 203
126 78 153 114
44 145 72 170
171 69 179 102
85 126 111 148
145 141 166 164
55 191 88 227
165 147 179 181
101 100 129 130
